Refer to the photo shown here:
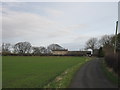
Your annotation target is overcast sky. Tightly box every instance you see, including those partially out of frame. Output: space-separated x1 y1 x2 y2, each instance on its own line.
1 2 118 50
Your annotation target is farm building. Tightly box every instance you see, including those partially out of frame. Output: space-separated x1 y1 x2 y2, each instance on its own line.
52 50 91 56
67 51 91 56
52 49 68 55
49 44 91 56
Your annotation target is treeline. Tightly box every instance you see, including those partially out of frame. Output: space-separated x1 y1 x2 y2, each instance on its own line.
85 33 120 56
1 42 55 56
85 33 120 76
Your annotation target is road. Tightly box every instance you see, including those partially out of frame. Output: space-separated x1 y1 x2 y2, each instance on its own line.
70 58 118 88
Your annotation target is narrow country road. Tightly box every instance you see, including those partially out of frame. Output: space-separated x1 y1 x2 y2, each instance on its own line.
70 58 118 88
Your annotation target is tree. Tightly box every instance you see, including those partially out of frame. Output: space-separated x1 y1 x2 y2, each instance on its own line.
14 42 31 54
85 38 98 54
99 35 113 47
98 47 104 57
109 33 120 52
2 43 11 53
32 46 47 55
116 33 120 52
32 47 41 55
98 35 114 54
39 46 47 54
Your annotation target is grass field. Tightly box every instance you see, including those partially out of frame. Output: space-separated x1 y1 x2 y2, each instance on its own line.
2 56 91 88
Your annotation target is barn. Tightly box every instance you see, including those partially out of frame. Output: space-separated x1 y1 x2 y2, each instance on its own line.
52 50 91 56
52 49 68 55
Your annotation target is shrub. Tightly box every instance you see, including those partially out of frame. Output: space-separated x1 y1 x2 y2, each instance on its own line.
105 52 119 76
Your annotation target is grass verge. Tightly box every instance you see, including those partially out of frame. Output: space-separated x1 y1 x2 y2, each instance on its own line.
101 59 119 86
44 57 91 88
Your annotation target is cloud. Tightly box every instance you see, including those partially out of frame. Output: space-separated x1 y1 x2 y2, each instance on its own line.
2 0 119 2
2 8 55 38
2 2 27 8
0 4 2 44
1 7 97 48
61 42 85 51
2 7 87 39
45 8 64 17
2 7 74 45
64 24 88 31
2 2 117 50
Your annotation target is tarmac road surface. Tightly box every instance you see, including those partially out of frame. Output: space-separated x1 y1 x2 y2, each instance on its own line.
70 58 118 88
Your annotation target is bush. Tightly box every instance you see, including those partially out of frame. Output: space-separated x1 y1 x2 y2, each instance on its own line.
105 52 119 76
98 47 104 57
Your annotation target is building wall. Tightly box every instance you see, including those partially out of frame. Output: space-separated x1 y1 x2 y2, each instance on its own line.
68 51 91 56
52 51 68 55
52 50 91 56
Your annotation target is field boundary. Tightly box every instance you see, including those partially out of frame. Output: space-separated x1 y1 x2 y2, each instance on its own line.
101 59 119 86
44 57 91 88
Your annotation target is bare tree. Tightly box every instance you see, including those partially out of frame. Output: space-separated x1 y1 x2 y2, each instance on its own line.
32 47 41 55
39 46 47 54
99 35 113 47
2 43 11 53
85 38 98 53
14 42 31 54
98 35 114 53
32 46 47 55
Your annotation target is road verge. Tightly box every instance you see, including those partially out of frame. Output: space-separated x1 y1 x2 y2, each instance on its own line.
44 57 92 88
101 59 119 87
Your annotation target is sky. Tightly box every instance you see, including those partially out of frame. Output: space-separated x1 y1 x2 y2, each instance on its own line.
1 2 118 51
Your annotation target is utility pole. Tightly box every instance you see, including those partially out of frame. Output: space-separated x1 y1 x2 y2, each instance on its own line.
114 21 118 54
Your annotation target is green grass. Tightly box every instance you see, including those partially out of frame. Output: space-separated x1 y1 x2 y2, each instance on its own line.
2 56 91 88
101 59 119 86
44 57 91 88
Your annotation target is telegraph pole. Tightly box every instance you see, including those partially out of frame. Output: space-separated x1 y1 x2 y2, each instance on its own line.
114 21 118 54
